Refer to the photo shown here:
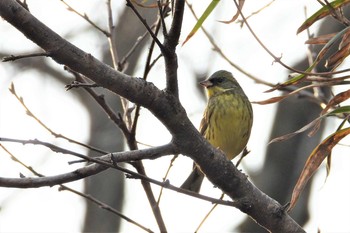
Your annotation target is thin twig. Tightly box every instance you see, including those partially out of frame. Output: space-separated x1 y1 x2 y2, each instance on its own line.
126 0 164 51
0 137 102 162
195 193 225 233
105 0 132 130
60 185 154 233
130 16 163 139
119 31 149 69
121 19 163 131
156 154 178 205
9 82 107 154
106 0 119 69
65 67 167 231
60 0 109 36
64 67 131 139
195 148 249 231
235 147 250 167
237 0 276 25
66 81 100 90
232 0 350 78
0 137 238 208
185 1 273 87
304 6 324 101
2 52 50 62
0 144 154 233
157 0 168 37
232 0 294 72
130 161 167 232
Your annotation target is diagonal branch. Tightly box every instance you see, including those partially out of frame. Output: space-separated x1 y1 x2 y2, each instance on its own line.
0 144 153 233
0 162 108 188
126 0 164 51
0 1 305 232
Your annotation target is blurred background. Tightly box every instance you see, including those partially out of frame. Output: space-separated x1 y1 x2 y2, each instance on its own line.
0 0 350 232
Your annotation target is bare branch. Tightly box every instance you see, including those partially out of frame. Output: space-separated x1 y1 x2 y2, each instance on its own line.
161 0 185 97
2 52 49 61
232 0 350 78
185 1 273 87
60 185 155 233
60 0 109 36
106 0 120 70
0 137 177 165
9 82 107 154
166 0 184 49
237 0 276 24
119 30 149 69
0 139 238 209
157 0 168 37
156 154 178 205
131 17 163 139
126 0 164 51
0 137 102 162
64 67 131 140
0 1 305 231
0 144 153 233
0 162 107 188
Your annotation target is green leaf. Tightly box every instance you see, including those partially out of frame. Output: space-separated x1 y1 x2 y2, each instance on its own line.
278 64 315 87
278 26 350 88
183 0 220 45
297 0 350 34
327 105 350 115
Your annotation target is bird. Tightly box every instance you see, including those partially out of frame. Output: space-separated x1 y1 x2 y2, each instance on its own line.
180 70 253 193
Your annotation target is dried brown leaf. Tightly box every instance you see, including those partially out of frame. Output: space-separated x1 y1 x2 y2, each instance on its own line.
252 95 288 105
322 89 350 114
269 118 323 144
339 27 350 48
219 0 244 24
309 89 350 136
287 127 350 212
305 33 337 45
326 42 350 68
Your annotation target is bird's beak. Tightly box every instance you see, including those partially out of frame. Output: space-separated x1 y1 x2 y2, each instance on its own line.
199 80 213 88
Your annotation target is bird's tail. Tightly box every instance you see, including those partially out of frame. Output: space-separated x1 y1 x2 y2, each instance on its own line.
180 166 205 193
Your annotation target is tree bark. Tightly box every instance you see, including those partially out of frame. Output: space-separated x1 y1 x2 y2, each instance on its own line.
0 1 306 231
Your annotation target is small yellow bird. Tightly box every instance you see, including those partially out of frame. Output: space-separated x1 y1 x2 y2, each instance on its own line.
181 70 253 193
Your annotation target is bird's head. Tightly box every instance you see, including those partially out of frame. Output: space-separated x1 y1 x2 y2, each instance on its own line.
200 70 242 97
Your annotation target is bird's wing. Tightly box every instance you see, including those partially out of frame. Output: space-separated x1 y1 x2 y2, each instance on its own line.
199 104 212 136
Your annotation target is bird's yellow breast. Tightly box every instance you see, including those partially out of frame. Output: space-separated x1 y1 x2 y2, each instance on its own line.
203 91 252 160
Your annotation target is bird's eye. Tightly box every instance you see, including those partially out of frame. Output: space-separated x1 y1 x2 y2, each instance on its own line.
215 77 224 83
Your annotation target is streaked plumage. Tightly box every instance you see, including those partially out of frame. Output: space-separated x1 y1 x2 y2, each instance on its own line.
181 70 253 193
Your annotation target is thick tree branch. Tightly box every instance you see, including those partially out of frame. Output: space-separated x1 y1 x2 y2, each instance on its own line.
161 0 184 97
167 0 184 48
0 1 304 232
